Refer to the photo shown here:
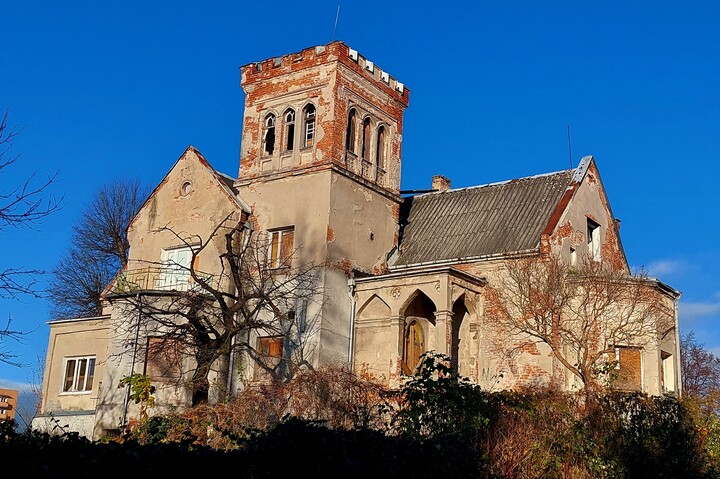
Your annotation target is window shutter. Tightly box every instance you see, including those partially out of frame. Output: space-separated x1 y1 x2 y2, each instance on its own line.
280 230 294 266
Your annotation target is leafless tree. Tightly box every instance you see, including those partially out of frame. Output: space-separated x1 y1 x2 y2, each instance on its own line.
0 110 61 300
682 332 720 401
48 179 147 318
0 110 61 365
111 215 321 406
484 256 667 391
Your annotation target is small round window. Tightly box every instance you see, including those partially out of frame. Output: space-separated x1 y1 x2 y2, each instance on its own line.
181 181 192 196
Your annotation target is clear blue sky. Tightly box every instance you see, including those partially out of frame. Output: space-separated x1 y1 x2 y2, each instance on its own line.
1 0 719 400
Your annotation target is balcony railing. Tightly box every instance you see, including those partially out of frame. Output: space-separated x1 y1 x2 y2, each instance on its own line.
111 267 219 294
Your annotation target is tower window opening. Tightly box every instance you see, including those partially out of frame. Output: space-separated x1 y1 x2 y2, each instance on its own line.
375 125 386 176
303 104 316 148
263 113 276 155
284 109 295 152
346 108 357 152
361 117 371 160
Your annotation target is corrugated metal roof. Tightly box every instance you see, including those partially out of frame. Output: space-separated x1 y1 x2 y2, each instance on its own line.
395 170 574 265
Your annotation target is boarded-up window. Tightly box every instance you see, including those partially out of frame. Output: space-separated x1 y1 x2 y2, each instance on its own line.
254 336 284 381
268 228 294 268
402 320 425 375
613 346 642 391
145 337 183 381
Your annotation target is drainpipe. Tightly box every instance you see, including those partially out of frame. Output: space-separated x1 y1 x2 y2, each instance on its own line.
121 292 142 429
673 297 682 398
347 276 356 372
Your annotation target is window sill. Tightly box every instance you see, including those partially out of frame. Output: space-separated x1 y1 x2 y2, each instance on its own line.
59 390 93 396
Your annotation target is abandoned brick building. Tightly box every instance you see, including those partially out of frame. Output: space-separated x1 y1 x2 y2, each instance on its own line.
32 41 681 440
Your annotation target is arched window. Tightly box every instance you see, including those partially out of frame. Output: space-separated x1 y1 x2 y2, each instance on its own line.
284 109 295 152
360 117 371 161
402 320 424 375
345 108 357 152
375 125 386 174
263 113 276 155
303 104 316 148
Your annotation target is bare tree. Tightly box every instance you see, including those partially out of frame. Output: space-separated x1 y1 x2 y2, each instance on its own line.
0 110 61 365
484 256 666 391
681 332 720 401
0 110 61 300
112 215 321 406
49 179 147 318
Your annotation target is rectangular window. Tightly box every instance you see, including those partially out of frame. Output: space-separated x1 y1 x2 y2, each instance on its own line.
254 336 284 381
268 228 294 268
158 246 193 290
613 346 642 392
145 336 183 381
662 352 675 393
62 356 96 393
587 218 601 262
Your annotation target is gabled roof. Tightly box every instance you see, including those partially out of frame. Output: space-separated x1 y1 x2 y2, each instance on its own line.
127 146 250 232
394 169 575 266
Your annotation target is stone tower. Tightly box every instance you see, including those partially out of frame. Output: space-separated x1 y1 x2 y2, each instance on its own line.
235 41 410 367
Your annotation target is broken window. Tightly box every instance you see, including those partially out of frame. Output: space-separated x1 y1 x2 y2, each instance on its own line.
402 320 425 375
254 335 284 381
587 218 601 262
303 104 315 148
284 109 295 152
346 108 357 152
263 113 276 155
612 346 642 391
268 227 295 268
360 117 371 161
62 356 96 393
145 336 183 381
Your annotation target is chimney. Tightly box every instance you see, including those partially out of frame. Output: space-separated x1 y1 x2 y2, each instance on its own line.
614 218 621 231
432 175 451 192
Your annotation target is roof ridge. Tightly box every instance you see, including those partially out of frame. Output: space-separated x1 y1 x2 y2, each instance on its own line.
417 168 572 197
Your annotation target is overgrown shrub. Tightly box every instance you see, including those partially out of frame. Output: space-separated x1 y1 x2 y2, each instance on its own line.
11 359 720 477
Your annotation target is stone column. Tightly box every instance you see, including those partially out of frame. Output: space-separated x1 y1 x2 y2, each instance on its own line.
433 310 454 355
389 315 404 379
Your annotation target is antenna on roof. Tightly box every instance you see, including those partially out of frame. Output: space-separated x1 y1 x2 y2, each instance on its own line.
567 124 573 169
332 5 340 40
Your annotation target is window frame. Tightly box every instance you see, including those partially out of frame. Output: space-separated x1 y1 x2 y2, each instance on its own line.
61 355 96 394
587 218 601 262
254 335 285 381
283 108 296 152
346 108 357 152
144 336 183 382
158 245 194 291
302 104 316 148
268 227 295 269
263 112 277 156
